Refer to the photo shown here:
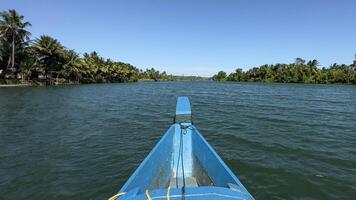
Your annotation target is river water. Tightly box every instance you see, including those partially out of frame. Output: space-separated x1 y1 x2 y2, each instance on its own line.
0 81 355 199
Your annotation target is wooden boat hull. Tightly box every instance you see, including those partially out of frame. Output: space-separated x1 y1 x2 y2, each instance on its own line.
113 97 253 200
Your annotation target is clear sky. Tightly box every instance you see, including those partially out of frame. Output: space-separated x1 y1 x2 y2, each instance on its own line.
1 0 356 76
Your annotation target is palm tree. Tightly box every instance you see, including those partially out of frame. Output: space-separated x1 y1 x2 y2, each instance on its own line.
0 9 31 72
307 59 319 68
295 57 305 66
62 50 82 82
0 39 3 63
32 35 65 80
212 70 227 81
19 47 37 82
0 39 3 77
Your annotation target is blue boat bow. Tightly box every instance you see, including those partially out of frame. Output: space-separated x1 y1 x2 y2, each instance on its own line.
111 97 254 200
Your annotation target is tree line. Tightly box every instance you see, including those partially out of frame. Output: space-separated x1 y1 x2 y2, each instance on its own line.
0 9 173 85
3 9 355 86
213 58 356 84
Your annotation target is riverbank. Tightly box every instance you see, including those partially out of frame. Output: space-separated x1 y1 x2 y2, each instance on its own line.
213 80 356 85
0 84 31 87
0 76 210 87
3 79 356 88
0 79 167 87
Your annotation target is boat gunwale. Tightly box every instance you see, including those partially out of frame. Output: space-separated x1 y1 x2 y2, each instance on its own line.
119 125 175 193
191 125 252 196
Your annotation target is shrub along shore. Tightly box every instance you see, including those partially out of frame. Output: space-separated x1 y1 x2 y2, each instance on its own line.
212 58 356 84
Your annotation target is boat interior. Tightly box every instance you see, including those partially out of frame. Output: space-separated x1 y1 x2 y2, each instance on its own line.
149 124 214 189
120 123 246 194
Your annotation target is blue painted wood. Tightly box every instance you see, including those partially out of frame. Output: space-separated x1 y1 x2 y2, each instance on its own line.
120 187 252 200
119 125 175 193
116 97 254 200
175 96 191 115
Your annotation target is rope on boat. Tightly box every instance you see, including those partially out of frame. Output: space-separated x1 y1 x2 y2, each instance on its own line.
176 124 192 200
144 187 171 200
108 124 191 200
145 189 152 200
108 187 170 200
108 192 126 200
166 186 171 200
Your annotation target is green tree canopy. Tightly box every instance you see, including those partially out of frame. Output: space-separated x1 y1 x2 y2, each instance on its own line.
213 59 356 84
212 71 227 81
31 35 66 76
0 9 31 72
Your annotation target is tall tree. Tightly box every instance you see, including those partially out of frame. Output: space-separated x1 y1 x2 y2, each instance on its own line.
0 39 3 63
295 57 305 65
32 35 65 77
0 9 31 72
62 50 82 82
307 59 319 67
212 70 227 81
145 68 161 81
19 47 37 82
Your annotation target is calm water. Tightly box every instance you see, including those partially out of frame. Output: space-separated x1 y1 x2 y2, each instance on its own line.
0 81 355 199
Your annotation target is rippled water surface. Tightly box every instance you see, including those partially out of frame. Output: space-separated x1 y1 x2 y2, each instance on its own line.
1 81 356 199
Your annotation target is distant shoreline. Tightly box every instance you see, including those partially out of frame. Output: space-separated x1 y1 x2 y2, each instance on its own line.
2 79 356 88
212 59 356 84
0 79 212 87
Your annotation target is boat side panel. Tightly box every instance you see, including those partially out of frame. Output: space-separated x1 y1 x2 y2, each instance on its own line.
119 125 175 193
191 127 251 195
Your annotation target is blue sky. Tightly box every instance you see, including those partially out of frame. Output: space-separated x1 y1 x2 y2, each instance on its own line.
1 0 356 76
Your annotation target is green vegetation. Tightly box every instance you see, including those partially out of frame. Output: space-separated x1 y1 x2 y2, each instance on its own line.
0 9 173 85
213 58 356 84
2 9 354 86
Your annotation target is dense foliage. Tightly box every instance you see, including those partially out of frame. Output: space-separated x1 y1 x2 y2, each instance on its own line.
213 58 356 84
0 9 172 85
